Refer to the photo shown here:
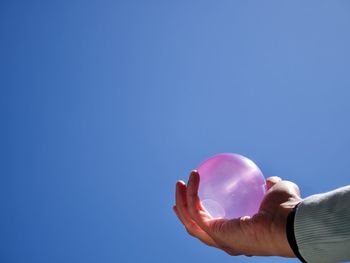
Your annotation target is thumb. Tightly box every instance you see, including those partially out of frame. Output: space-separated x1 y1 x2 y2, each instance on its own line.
265 176 282 191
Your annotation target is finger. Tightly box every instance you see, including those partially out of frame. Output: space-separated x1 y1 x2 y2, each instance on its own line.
186 171 212 231
175 180 187 208
175 181 197 230
174 181 217 246
265 176 282 191
173 204 187 226
184 172 245 255
172 205 218 247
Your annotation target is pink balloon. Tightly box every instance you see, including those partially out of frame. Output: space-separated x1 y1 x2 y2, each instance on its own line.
197 153 266 219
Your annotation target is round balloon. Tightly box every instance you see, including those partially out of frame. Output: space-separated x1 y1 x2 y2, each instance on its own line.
197 153 266 219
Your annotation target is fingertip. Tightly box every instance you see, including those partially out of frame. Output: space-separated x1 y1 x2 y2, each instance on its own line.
190 170 200 181
266 176 282 182
266 176 282 190
191 170 200 177
176 180 186 187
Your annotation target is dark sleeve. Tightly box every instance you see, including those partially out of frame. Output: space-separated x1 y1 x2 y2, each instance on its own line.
286 204 307 263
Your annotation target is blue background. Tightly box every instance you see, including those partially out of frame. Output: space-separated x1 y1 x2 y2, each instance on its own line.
1 1 350 262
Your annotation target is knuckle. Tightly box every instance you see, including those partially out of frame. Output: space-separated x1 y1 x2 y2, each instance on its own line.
284 181 301 195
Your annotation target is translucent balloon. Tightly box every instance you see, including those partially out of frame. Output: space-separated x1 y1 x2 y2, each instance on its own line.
197 153 266 219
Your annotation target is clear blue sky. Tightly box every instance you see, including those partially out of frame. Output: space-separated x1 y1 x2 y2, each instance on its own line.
1 1 350 263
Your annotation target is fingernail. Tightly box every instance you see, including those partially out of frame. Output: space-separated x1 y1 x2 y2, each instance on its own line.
177 180 185 186
190 170 199 179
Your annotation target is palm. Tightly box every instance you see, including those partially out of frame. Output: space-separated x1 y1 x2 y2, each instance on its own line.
210 212 272 255
174 171 301 257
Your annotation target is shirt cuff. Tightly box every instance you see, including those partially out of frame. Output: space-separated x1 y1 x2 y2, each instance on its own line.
286 204 307 263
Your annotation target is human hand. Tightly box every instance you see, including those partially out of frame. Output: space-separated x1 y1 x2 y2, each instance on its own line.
173 170 302 257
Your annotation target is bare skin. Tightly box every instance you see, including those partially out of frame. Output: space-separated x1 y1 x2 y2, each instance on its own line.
173 170 302 257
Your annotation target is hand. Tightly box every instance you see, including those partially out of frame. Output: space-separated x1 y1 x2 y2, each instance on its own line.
173 170 302 257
